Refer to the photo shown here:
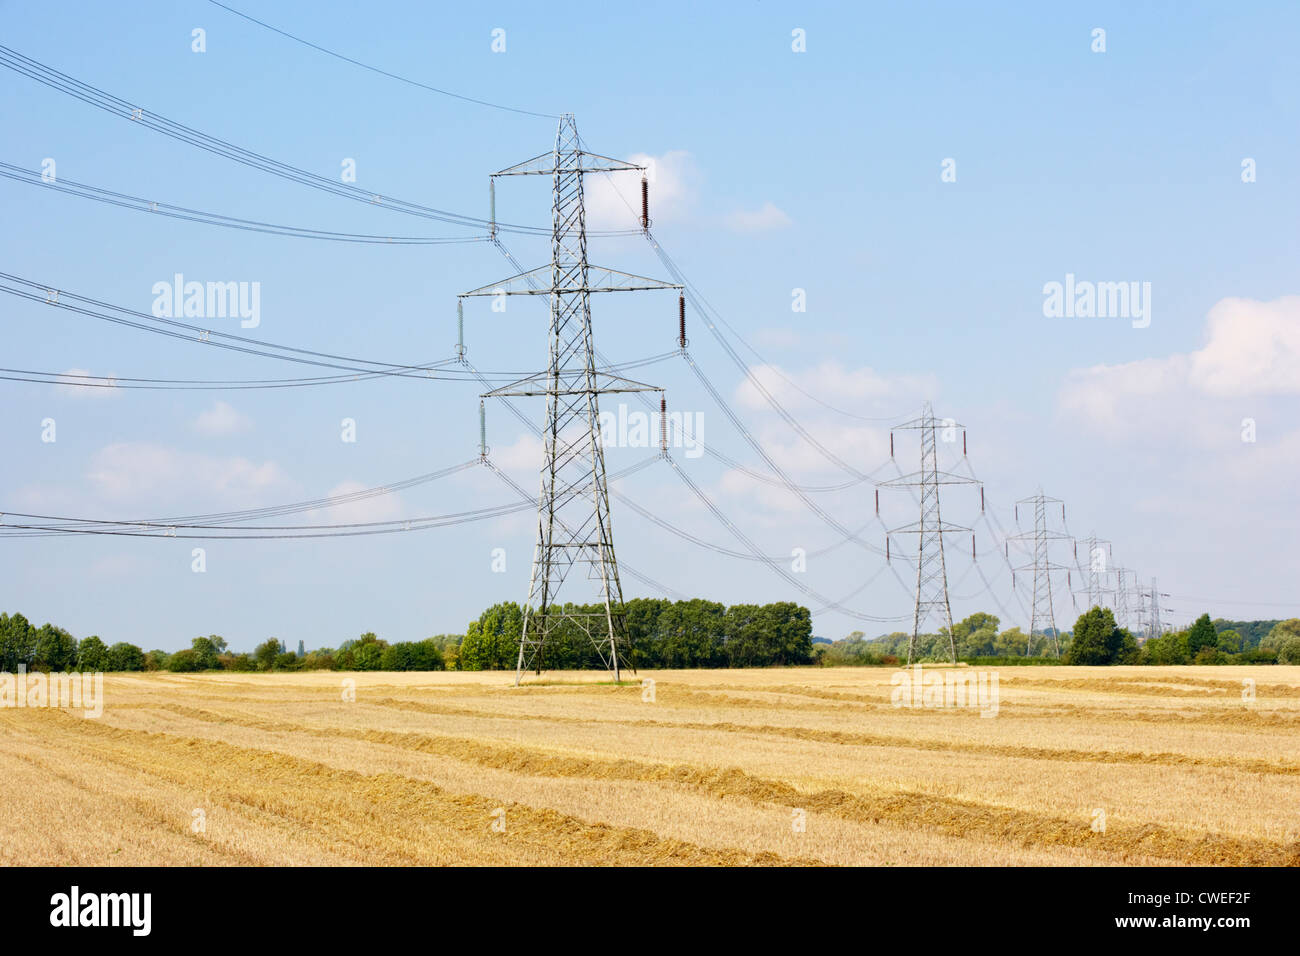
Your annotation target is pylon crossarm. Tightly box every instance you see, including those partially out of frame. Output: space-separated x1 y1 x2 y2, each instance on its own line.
459 266 552 297
880 470 981 487
888 521 971 535
494 149 644 177
460 264 680 297
482 370 662 398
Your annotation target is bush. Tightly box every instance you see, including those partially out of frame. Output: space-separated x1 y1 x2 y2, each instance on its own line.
299 651 336 671
165 649 199 672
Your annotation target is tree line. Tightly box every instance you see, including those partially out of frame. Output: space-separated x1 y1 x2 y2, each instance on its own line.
819 609 1300 666
0 598 814 673
4 603 1295 673
459 599 814 670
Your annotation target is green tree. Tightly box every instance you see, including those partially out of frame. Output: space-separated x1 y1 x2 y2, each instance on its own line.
410 638 447 671
379 642 414 671
819 631 890 666
144 650 170 671
1216 628 1243 654
253 639 281 671
1065 607 1127 665
32 624 77 671
106 642 145 671
953 612 1000 658
299 649 336 670
1262 619 1300 665
165 648 199 672
350 632 388 671
0 613 36 671
1186 614 1217 658
1142 629 1190 665
1213 619 1279 651
624 598 671 667
190 636 222 670
655 600 725 668
461 605 523 671
76 635 110 671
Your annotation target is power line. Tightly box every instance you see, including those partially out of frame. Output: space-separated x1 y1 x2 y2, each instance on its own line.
1 270 436 374
0 45 638 237
1 270 678 385
0 162 490 245
206 1 559 119
4 460 483 535
648 236 913 425
0 362 457 391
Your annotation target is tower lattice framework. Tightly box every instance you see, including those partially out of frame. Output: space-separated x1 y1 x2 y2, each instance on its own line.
460 115 679 685
1008 491 1070 657
882 402 978 665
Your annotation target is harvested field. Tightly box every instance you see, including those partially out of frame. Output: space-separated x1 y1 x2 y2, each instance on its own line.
2 666 1298 866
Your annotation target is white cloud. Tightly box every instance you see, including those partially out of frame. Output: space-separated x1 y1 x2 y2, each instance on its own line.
490 432 544 470
583 150 697 231
752 327 851 351
1058 353 1195 436
1061 296 1300 418
1190 296 1300 396
1058 295 1300 441
54 368 118 399
85 443 294 504
193 401 252 437
312 480 404 524
734 361 937 417
89 553 144 578
724 201 792 233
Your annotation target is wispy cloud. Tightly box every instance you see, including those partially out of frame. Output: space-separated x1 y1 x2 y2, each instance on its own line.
193 401 252 437
724 201 792 233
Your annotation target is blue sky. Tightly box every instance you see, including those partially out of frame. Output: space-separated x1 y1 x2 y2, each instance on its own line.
2 0 1298 651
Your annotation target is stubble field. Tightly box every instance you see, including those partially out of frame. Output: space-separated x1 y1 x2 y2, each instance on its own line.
1 665 1298 866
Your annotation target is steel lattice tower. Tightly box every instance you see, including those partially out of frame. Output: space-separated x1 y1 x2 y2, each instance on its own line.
1078 531 1112 610
882 403 978 664
1112 566 1137 633
460 115 679 685
1147 576 1166 640
1008 491 1070 657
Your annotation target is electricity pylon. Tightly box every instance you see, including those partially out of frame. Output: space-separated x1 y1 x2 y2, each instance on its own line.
881 402 979 664
1081 532 1112 610
1144 576 1173 640
459 114 680 685
1112 566 1139 633
1008 490 1070 657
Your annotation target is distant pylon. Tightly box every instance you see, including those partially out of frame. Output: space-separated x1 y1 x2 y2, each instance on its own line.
459 115 681 685
1008 490 1070 657
1071 530 1112 612
1148 576 1164 640
1112 566 1138 633
881 402 979 664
